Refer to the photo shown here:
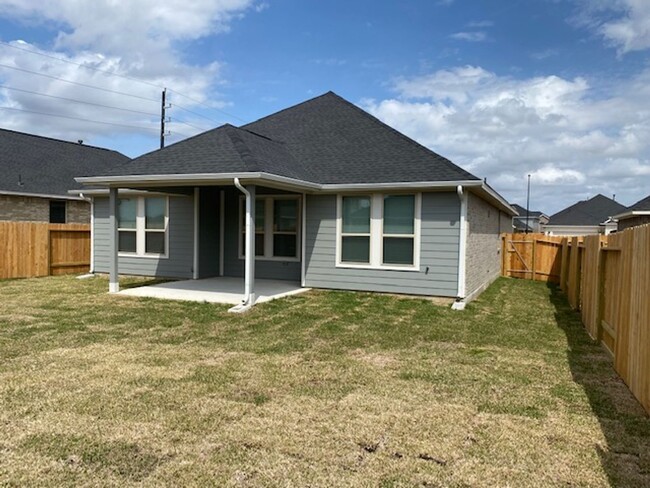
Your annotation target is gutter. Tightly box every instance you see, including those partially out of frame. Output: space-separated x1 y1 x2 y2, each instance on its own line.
229 178 256 313
452 185 468 311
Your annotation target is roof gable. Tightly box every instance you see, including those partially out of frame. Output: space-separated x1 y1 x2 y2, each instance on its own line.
0 128 128 197
549 194 627 226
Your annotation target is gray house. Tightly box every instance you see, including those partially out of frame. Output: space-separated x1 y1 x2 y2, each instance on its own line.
77 92 515 311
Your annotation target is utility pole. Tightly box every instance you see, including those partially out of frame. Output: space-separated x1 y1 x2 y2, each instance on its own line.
525 174 531 234
160 88 167 149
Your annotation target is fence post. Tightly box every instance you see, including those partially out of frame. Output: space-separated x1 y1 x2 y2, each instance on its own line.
532 235 537 281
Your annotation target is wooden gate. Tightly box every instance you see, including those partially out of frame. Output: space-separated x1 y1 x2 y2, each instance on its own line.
502 234 564 283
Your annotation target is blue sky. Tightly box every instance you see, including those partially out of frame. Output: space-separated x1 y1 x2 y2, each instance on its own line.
0 0 649 213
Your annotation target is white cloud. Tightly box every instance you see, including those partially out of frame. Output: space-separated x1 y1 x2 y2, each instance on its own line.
363 65 650 213
576 0 650 54
449 31 488 42
467 20 494 28
0 0 259 148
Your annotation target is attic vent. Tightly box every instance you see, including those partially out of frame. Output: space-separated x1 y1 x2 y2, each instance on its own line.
78 140 84 145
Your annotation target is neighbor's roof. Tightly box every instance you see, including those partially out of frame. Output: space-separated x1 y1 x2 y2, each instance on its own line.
547 194 627 226
628 194 650 211
613 194 650 219
83 91 479 185
0 128 128 198
510 203 545 218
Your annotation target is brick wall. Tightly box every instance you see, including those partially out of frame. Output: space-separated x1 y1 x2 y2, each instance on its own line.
619 216 650 231
0 194 90 223
465 193 507 299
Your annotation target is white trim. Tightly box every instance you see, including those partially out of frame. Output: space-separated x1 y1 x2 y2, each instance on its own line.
456 186 468 300
75 172 516 216
335 192 421 271
117 195 169 259
237 194 301 262
301 192 307 287
89 198 95 273
193 187 199 280
219 190 225 277
613 210 650 220
1 189 84 201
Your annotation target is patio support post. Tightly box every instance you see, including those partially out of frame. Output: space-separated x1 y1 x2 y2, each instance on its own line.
108 187 119 293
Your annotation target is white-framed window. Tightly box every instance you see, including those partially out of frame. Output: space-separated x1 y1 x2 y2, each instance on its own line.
336 193 421 271
118 196 168 258
238 195 300 261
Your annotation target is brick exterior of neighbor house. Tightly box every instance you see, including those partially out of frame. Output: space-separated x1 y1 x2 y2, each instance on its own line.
465 192 510 299
0 194 90 224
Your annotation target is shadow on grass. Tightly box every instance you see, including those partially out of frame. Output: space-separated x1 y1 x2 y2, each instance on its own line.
546 282 650 488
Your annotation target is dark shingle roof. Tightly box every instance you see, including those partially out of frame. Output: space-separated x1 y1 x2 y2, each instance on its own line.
0 128 128 197
629 194 650 211
548 194 627 226
510 203 544 217
95 91 479 184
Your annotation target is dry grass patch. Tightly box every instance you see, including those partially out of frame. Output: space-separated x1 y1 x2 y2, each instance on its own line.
0 275 649 487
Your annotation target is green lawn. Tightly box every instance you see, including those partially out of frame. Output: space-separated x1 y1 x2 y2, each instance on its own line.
0 276 649 487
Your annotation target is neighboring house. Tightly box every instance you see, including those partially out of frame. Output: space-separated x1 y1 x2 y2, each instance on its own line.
543 194 627 236
0 128 128 224
510 203 549 233
76 91 516 309
614 195 650 231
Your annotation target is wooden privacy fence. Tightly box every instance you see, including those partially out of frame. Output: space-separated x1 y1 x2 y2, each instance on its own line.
0 222 90 279
502 233 565 283
502 227 650 413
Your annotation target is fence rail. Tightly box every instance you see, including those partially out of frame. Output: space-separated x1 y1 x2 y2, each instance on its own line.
0 222 90 279
502 227 650 413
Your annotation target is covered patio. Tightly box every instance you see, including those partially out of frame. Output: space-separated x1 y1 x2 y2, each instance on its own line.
118 277 309 305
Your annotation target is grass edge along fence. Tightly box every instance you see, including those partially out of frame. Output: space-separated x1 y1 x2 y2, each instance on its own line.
502 226 650 414
0 221 90 279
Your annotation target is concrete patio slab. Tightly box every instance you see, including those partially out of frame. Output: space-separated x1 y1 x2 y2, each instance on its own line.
118 277 309 305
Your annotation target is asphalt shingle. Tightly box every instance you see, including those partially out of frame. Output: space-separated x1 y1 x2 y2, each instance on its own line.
92 91 479 184
548 194 627 226
0 128 128 197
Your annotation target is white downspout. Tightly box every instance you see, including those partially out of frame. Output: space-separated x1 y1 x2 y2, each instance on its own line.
452 185 468 311
229 178 255 312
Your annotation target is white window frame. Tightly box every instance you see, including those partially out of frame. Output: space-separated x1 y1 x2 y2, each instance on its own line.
118 196 169 259
336 193 421 271
238 194 301 262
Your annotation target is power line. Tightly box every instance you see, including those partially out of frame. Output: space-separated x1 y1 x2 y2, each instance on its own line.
0 40 164 90
0 105 177 133
0 40 246 124
0 83 209 135
0 62 160 103
0 83 160 117
168 88 247 123
170 102 224 125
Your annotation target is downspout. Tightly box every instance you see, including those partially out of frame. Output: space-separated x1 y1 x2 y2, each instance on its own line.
77 192 96 279
229 178 255 313
452 185 468 311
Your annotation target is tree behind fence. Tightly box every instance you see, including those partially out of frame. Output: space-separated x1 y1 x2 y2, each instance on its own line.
502 226 650 413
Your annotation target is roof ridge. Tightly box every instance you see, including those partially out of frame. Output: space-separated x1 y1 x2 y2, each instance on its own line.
241 91 336 129
323 92 480 181
223 125 261 172
0 126 124 155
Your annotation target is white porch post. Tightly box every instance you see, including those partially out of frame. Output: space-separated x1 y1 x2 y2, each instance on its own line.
108 187 119 293
244 184 256 304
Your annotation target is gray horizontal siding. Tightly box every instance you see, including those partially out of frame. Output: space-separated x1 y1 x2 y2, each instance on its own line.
94 195 194 279
222 187 301 281
304 192 460 297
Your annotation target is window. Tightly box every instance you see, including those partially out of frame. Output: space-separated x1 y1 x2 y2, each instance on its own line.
49 200 66 224
239 196 300 261
340 196 371 264
337 193 420 270
118 196 168 256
